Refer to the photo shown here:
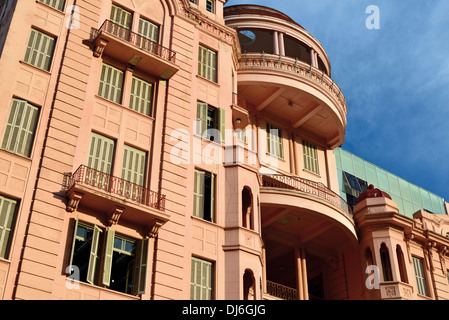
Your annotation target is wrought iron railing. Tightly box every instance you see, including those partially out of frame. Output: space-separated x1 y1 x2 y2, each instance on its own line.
92 19 176 64
266 280 297 300
69 165 165 211
260 174 352 215
239 52 347 120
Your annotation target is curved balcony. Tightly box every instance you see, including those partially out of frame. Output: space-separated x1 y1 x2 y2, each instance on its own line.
91 20 179 79
260 174 357 256
237 52 347 148
66 165 169 232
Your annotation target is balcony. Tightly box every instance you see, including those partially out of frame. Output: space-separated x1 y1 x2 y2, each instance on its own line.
264 280 297 300
260 174 357 262
236 52 347 148
66 165 169 231
91 20 179 79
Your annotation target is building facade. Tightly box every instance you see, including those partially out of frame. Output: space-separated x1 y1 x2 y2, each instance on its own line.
0 0 448 300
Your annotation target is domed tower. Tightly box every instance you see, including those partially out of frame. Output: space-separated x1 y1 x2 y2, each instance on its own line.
223 5 358 300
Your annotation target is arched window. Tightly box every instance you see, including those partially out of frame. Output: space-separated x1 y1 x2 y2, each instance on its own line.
365 247 374 268
243 269 255 300
242 187 254 230
396 245 408 283
380 243 393 281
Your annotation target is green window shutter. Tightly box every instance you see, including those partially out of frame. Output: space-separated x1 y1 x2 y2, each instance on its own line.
87 132 115 174
1 99 39 157
193 170 205 219
196 102 208 137
413 257 428 296
110 4 132 29
198 46 217 82
138 18 159 43
129 77 153 116
210 173 215 223
266 123 283 158
39 0 65 11
23 29 55 71
219 108 225 143
132 237 149 295
98 63 124 104
0 196 18 259
68 215 79 269
190 257 213 300
121 145 146 186
102 228 115 286
303 140 319 174
86 225 102 284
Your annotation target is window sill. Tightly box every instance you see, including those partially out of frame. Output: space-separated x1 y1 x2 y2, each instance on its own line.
191 215 219 227
0 148 32 162
265 152 285 162
196 74 220 88
193 134 224 146
19 60 52 75
302 168 321 178
66 278 141 300
35 0 66 15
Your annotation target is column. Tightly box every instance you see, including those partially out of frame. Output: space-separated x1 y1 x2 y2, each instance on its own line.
273 31 279 55
279 33 285 56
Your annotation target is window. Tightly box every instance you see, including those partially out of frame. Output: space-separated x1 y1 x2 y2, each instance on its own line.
86 132 115 187
129 76 154 116
1 99 39 157
69 220 149 295
138 18 159 43
198 45 217 82
23 29 55 71
98 63 124 104
196 102 225 143
266 123 283 158
110 4 132 29
0 195 18 259
413 256 429 296
39 0 65 11
189 0 197 4
303 140 319 174
191 257 213 300
193 169 215 223
121 145 146 186
380 243 393 281
206 0 215 13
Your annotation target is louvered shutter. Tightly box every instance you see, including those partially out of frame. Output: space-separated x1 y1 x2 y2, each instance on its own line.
110 4 132 29
193 170 205 219
39 0 65 11
0 196 17 259
129 77 153 116
138 18 159 43
190 257 213 300
102 228 115 286
24 29 55 71
121 145 146 186
219 108 225 143
196 102 208 137
303 140 319 174
2 99 39 157
210 173 215 223
132 237 149 295
86 225 101 284
87 133 114 189
68 215 79 269
98 63 124 104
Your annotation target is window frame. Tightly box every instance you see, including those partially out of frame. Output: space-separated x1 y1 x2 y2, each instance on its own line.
303 139 320 175
98 63 125 104
110 4 133 29
38 0 66 11
23 28 56 72
68 220 149 295
0 195 18 260
191 256 214 300
412 256 429 297
196 101 225 143
1 98 40 158
206 0 215 13
266 122 284 159
129 75 155 117
193 169 216 223
198 45 217 83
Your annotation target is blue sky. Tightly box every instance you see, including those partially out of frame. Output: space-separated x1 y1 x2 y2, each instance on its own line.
225 0 449 202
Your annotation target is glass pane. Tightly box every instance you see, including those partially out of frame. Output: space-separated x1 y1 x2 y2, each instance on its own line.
340 149 354 175
365 163 378 187
398 179 411 201
409 184 423 207
387 173 400 197
376 168 390 192
353 157 366 181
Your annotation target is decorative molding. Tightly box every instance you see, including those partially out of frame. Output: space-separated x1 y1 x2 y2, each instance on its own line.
108 206 125 226
66 191 83 212
148 219 165 238
93 38 108 57
437 245 447 275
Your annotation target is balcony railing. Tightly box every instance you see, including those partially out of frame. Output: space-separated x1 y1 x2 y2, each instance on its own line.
92 19 176 64
238 52 347 120
69 165 165 211
232 92 247 109
266 280 297 300
260 174 352 215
